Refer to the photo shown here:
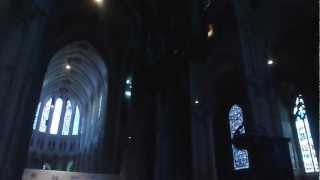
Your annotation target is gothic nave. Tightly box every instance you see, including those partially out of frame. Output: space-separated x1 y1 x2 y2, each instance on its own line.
0 0 318 180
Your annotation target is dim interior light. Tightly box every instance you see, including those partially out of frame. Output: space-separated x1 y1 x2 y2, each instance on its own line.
94 0 103 5
267 59 274 65
65 64 71 70
208 24 214 38
125 91 131 97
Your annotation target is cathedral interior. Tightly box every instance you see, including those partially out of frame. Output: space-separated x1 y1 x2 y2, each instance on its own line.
0 0 318 180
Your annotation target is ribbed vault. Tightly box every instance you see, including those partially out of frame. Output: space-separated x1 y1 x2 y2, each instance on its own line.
41 41 108 120
28 41 108 171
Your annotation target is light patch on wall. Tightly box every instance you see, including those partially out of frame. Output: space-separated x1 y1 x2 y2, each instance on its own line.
94 0 104 6
208 24 215 39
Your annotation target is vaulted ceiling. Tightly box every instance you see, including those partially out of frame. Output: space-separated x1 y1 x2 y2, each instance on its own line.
41 41 108 112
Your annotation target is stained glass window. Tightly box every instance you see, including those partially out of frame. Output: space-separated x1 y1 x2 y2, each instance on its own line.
62 100 73 135
98 95 103 118
50 98 63 134
229 105 250 170
294 95 319 173
33 102 42 130
72 106 80 135
39 98 52 132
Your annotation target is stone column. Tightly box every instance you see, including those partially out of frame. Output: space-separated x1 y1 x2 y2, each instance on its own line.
191 106 218 180
0 3 48 179
232 0 281 137
232 1 293 179
122 68 156 180
152 56 193 180
189 64 218 180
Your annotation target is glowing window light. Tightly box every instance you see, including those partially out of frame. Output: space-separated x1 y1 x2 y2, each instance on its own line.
124 76 133 98
62 100 72 135
229 105 250 170
39 98 52 132
98 96 103 118
72 106 80 135
294 95 319 173
50 98 63 134
33 102 42 130
125 91 131 98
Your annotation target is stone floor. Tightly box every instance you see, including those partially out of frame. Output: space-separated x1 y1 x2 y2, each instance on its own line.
22 169 119 180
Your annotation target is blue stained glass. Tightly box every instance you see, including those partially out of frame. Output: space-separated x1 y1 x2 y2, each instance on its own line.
229 105 250 170
294 95 319 173
72 106 80 135
62 100 72 135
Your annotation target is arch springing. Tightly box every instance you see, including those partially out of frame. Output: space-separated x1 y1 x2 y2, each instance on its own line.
229 105 250 170
294 95 319 173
